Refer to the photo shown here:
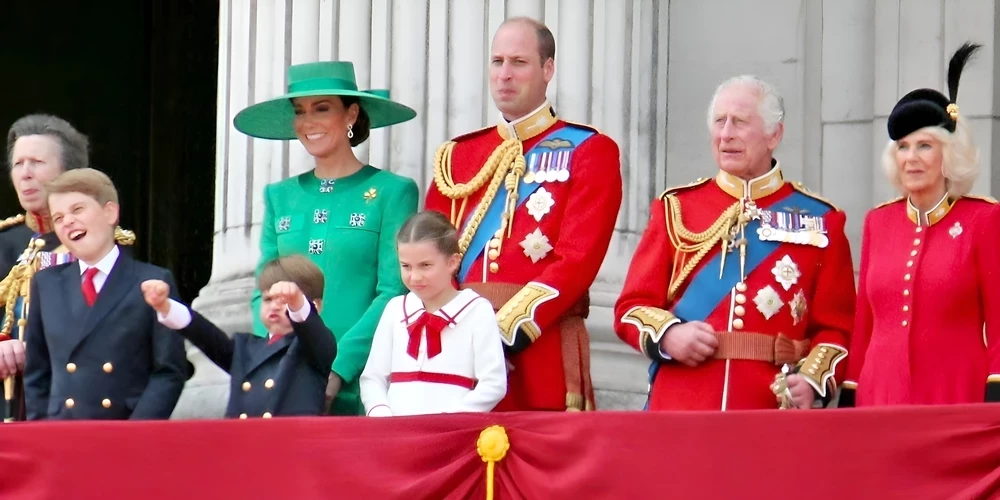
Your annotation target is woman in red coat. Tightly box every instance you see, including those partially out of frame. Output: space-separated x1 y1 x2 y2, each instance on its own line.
840 43 1000 407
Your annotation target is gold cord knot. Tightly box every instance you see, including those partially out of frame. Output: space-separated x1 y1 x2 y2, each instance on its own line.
946 103 959 121
477 424 509 462
477 425 510 500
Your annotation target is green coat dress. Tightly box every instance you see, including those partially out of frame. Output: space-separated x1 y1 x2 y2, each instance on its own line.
251 165 417 415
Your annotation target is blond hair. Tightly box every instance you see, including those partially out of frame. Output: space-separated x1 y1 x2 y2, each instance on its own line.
881 118 980 197
44 167 119 205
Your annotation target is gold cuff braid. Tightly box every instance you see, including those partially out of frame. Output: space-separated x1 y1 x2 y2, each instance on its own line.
495 282 559 346
620 306 679 357
796 344 847 398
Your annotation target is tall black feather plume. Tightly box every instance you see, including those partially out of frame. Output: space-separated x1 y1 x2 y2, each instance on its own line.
947 42 982 103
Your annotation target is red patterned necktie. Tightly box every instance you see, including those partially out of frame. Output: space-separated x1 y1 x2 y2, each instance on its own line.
81 267 99 307
405 312 449 360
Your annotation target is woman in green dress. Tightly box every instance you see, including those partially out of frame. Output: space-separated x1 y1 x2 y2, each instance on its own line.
234 61 418 415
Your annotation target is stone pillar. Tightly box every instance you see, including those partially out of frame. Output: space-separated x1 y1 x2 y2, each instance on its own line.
821 0 875 263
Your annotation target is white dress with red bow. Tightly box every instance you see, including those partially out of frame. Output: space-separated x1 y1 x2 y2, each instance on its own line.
359 289 507 416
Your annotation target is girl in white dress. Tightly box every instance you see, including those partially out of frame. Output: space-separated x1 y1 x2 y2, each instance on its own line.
359 211 507 416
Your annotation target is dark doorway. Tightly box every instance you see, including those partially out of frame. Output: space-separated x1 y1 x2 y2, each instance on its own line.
0 1 219 302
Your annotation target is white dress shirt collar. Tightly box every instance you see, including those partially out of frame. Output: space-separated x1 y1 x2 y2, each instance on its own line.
79 245 120 277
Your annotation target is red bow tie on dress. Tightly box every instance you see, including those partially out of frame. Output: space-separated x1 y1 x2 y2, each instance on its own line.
406 312 450 360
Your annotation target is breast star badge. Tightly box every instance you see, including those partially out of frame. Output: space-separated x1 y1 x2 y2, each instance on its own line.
526 187 555 222
771 255 801 291
789 290 807 325
753 285 784 320
520 228 553 263
949 222 963 238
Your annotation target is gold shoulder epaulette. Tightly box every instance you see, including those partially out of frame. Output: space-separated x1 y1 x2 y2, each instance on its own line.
963 194 998 204
0 214 25 232
791 182 842 211
874 196 904 209
114 226 136 246
658 178 711 200
450 125 495 143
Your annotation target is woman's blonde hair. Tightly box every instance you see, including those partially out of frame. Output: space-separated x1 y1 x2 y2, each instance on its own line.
881 117 979 197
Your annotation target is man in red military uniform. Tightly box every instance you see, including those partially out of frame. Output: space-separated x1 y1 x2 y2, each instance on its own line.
425 17 622 411
614 76 855 411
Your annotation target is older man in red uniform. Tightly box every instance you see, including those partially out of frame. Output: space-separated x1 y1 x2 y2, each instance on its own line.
425 17 622 411
614 76 855 411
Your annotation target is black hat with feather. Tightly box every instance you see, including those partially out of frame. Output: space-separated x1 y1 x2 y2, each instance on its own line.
887 42 982 140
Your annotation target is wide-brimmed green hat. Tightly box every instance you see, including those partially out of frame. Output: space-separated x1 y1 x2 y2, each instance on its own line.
233 61 416 140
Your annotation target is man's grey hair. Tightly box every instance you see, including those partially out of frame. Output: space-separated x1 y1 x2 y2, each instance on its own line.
706 75 785 134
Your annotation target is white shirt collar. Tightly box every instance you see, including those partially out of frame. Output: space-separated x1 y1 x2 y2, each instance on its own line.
79 245 120 276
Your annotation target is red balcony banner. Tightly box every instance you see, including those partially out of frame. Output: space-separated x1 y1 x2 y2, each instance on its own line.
1 405 998 499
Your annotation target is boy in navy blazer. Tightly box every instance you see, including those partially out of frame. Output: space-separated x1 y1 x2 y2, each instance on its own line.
142 254 336 418
23 168 191 420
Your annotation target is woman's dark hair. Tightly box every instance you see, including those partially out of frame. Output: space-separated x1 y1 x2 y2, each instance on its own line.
396 211 460 256
339 96 371 147
6 114 89 171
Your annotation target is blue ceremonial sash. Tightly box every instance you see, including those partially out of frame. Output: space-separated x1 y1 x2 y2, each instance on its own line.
644 189 832 408
458 125 595 282
671 190 831 322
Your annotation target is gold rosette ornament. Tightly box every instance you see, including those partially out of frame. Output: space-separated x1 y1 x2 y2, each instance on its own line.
476 425 510 500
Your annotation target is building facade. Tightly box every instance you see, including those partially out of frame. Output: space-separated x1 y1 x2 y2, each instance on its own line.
173 0 1000 417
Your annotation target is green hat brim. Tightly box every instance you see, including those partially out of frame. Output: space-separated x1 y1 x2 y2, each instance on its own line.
233 89 417 140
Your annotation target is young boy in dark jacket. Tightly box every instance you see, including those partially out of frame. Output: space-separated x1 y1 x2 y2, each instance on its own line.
142 254 336 418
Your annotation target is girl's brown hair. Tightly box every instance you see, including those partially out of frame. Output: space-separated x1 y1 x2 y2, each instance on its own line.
396 211 459 256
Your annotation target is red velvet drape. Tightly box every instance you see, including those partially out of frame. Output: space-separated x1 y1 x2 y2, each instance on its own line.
1 406 998 499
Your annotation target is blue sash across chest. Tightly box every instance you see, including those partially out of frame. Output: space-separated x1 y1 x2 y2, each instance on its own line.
671 190 832 322
457 125 595 281
643 189 832 407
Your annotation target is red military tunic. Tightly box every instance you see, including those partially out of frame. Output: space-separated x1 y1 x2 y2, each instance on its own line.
842 195 1000 406
425 102 622 411
614 165 855 410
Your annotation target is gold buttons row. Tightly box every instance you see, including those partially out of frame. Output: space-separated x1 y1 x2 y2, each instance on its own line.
241 379 276 392
733 282 748 330
900 234 919 327
66 362 114 373
64 398 113 409
238 412 273 419
488 229 503 273
804 346 832 376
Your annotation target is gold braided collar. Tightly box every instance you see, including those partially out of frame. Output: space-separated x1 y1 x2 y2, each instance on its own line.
906 193 954 227
715 163 785 200
496 101 558 142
